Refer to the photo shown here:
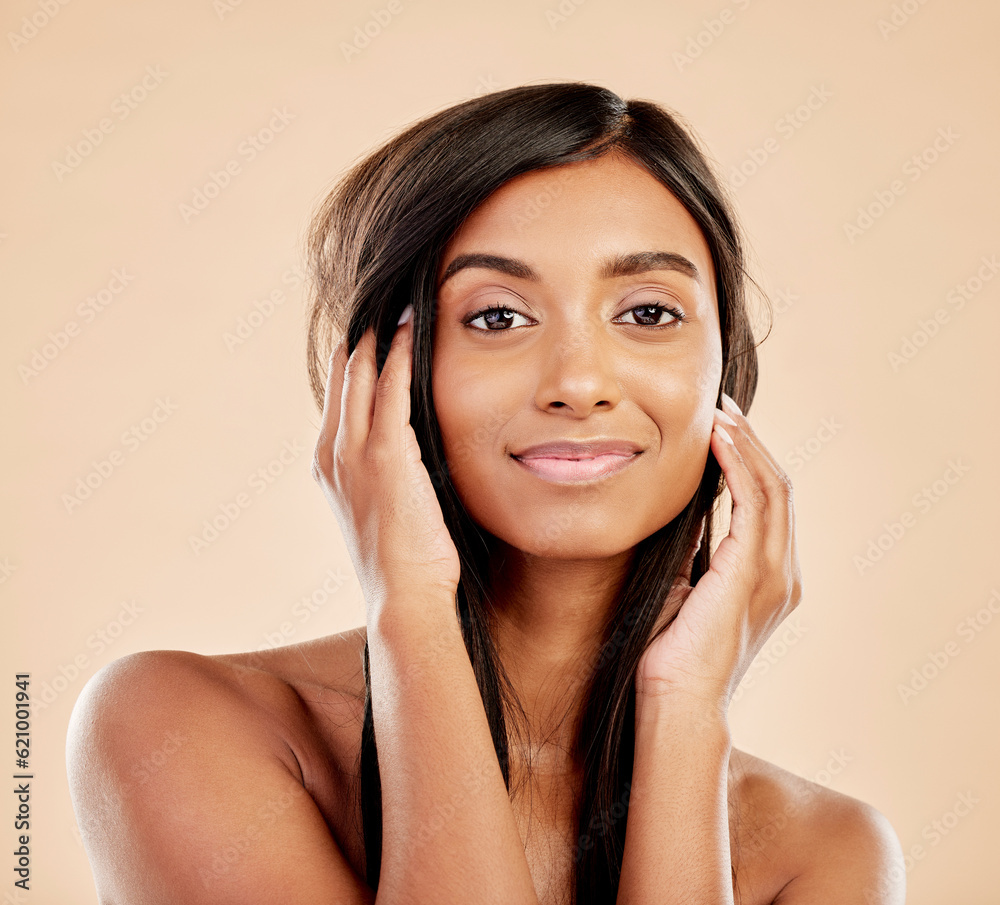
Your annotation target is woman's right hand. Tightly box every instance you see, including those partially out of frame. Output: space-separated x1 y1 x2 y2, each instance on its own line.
311 305 462 618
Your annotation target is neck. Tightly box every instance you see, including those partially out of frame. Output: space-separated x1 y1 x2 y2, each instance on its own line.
485 541 636 775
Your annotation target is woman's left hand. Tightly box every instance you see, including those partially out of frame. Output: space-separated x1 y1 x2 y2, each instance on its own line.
635 392 803 715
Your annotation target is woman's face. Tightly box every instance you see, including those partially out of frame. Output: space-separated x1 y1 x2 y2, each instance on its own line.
431 151 723 559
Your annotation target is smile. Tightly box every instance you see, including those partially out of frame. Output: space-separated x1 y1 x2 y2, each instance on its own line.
511 452 641 484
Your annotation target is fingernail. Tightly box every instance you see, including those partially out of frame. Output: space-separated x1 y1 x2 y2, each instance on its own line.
715 425 735 445
721 392 742 416
397 304 413 326
716 409 738 428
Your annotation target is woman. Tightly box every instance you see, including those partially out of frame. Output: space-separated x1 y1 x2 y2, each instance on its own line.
67 82 905 904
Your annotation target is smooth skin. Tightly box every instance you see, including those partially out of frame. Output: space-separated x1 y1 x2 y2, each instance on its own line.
66 153 906 905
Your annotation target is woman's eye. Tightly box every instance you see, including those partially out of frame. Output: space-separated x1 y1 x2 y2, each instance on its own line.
463 302 686 333
617 304 685 328
465 305 532 332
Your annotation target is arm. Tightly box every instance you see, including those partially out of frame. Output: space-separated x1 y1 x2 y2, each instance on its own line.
618 694 733 904
67 650 378 904
617 395 905 903
773 797 906 904
366 598 540 904
312 311 539 904
618 393 801 905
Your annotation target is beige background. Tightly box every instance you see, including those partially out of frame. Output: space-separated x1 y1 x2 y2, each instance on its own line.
3 0 998 901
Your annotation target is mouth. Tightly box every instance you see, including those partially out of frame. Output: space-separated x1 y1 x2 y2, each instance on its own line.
510 451 642 484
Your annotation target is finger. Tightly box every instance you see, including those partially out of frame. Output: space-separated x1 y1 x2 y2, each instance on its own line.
716 400 793 543
314 333 349 479
711 418 759 529
716 400 796 596
720 393 791 504
369 309 414 449
338 326 380 460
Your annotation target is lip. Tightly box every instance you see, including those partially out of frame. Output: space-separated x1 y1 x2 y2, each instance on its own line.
512 439 643 458
512 452 641 483
510 439 643 484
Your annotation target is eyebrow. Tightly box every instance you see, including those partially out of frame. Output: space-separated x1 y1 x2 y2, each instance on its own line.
438 250 703 289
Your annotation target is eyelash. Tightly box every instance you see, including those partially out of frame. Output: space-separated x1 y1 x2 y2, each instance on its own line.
463 302 687 333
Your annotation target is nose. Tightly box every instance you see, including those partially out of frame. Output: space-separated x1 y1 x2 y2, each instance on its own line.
533 319 622 416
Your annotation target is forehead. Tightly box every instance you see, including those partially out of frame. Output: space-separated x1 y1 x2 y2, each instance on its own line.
436 152 715 286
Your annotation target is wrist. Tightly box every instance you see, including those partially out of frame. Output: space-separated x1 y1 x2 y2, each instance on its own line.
368 589 461 646
634 683 731 742
366 593 470 704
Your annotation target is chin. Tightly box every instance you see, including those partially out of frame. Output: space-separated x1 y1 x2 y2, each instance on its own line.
523 535 632 561
482 505 666 562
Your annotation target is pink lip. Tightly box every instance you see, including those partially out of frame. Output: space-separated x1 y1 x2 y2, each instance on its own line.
511 451 641 483
512 439 642 458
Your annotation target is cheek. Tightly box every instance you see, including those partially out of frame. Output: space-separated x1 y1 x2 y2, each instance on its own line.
647 342 720 426
641 351 721 487
652 388 713 473
431 351 510 483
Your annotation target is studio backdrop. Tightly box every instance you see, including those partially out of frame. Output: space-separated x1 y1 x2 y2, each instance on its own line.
3 1 998 902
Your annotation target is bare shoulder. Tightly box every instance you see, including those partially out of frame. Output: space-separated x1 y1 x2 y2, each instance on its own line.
213 623 370 708
67 648 304 788
66 642 375 904
729 748 906 905
67 629 372 807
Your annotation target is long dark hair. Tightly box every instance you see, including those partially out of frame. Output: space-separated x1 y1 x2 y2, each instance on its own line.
305 81 765 903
